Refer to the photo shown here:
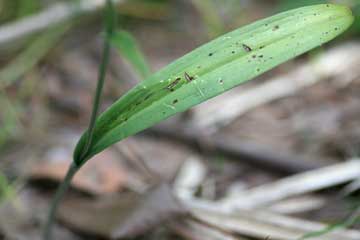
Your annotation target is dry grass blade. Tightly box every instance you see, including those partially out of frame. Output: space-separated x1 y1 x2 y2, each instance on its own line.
191 208 360 240
221 160 360 210
0 0 125 48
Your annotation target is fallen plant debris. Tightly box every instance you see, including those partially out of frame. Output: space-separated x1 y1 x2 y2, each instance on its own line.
58 183 187 238
0 0 360 239
30 148 127 195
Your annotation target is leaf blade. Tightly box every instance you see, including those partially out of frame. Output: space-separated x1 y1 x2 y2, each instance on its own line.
110 30 151 79
74 4 354 164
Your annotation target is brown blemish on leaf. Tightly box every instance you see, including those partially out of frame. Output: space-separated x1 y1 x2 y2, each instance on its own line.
144 94 153 100
184 72 194 82
165 78 181 91
242 44 252 52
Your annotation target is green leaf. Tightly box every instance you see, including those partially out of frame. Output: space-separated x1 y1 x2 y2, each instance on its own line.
110 30 151 79
191 0 225 38
0 23 71 90
74 4 354 165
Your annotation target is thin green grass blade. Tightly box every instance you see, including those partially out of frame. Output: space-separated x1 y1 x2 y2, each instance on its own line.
191 0 225 37
16 0 41 18
0 23 71 90
0 93 22 148
110 30 151 79
74 4 354 165
0 171 16 204
299 206 360 239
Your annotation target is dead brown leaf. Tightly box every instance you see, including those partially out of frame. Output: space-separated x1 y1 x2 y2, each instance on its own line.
111 183 187 238
30 148 127 195
58 183 187 238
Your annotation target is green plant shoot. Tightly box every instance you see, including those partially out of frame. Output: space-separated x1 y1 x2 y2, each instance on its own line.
111 30 151 79
74 4 354 166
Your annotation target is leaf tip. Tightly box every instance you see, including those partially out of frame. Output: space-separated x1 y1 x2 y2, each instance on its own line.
329 4 355 29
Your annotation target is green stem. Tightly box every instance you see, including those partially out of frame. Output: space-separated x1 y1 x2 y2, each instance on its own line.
79 0 116 162
78 36 111 161
43 163 79 240
43 1 116 239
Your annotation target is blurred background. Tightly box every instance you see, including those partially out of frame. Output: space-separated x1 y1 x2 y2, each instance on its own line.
0 0 360 239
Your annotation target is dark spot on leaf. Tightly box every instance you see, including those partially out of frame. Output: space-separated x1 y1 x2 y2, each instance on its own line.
259 55 264 58
165 77 181 91
252 55 256 58
242 44 252 52
173 99 178 104
144 94 152 100
273 25 279 31
259 46 265 49
232 51 236 54
208 53 214 56
184 72 194 82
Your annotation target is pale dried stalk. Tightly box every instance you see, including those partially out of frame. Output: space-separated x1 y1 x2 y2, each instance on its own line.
0 0 125 48
221 159 360 210
191 208 360 240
